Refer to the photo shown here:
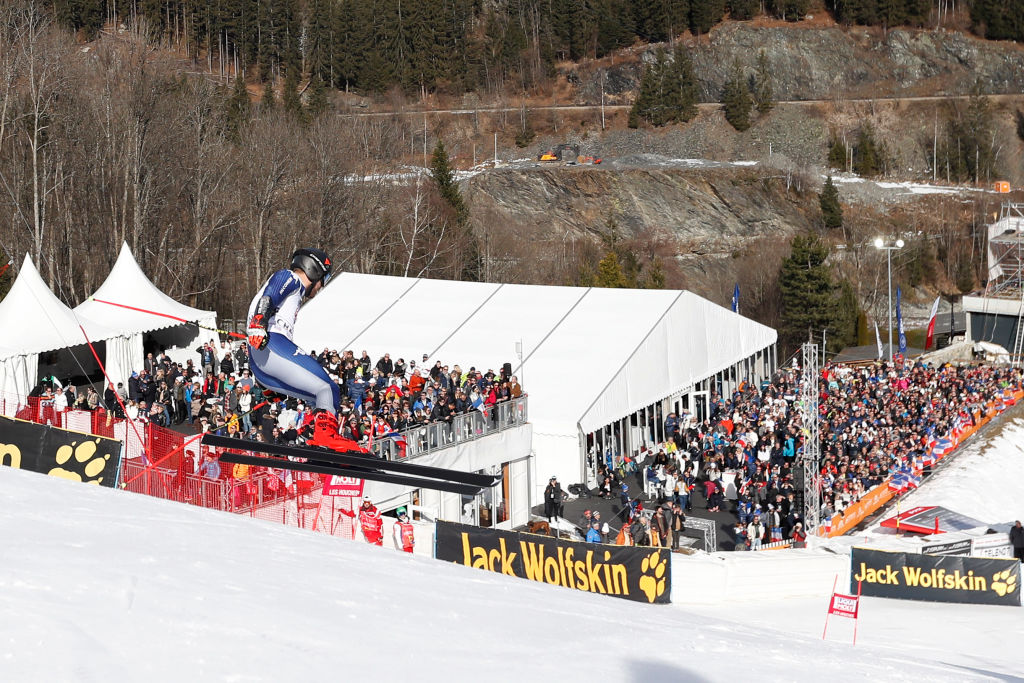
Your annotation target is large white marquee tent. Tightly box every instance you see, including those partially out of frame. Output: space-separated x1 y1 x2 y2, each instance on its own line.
75 242 218 371
0 255 123 413
295 273 777 496
0 245 216 415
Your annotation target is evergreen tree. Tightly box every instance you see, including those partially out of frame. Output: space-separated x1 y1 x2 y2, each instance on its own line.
260 81 276 111
728 0 759 20
225 75 252 144
306 75 331 120
1017 109 1024 142
690 0 725 34
853 122 882 177
430 140 469 227
769 0 810 20
629 45 698 128
281 66 304 123
778 233 838 352
827 137 848 170
754 50 774 114
819 176 843 230
832 279 860 352
670 43 700 124
596 250 629 288
722 59 752 132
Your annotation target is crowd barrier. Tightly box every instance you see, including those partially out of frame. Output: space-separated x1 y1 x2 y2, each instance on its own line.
1 389 525 543
824 387 1024 537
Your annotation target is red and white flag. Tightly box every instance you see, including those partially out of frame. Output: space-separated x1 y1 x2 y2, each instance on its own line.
925 296 941 349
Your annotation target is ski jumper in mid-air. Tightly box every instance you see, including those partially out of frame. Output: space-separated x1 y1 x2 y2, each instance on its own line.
246 248 361 452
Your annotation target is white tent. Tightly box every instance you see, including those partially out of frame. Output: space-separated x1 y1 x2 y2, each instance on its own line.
75 242 218 372
295 274 777 496
0 256 124 414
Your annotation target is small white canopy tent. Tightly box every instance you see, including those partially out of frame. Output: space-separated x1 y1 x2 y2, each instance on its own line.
75 242 218 372
295 274 777 498
0 256 124 414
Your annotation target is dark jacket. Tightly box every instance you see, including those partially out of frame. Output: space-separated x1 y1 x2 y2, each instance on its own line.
1010 524 1024 548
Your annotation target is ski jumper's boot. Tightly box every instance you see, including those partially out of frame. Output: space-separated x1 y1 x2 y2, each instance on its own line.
307 410 368 454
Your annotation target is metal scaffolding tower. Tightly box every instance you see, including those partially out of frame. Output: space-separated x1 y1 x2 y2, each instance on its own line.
799 342 821 536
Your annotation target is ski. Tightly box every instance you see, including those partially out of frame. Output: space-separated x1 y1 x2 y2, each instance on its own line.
201 434 500 488
215 451 485 496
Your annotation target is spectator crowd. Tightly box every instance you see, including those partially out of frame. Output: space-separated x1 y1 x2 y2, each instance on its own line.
580 357 1021 552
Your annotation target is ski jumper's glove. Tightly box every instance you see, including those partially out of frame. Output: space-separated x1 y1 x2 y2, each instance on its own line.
247 296 272 350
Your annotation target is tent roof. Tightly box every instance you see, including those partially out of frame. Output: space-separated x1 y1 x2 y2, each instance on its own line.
74 242 216 335
0 255 118 359
295 274 777 437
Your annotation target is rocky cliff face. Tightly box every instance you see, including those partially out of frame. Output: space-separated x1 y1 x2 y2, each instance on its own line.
465 165 815 293
573 24 1024 105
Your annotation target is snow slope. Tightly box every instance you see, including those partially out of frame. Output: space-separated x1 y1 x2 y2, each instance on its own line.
1 463 1021 682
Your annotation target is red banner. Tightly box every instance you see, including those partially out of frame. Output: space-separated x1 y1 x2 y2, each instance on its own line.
828 593 860 619
322 474 364 497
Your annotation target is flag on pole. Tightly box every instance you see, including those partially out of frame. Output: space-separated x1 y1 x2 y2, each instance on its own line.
874 323 883 359
925 296 941 349
896 287 907 356
731 283 740 313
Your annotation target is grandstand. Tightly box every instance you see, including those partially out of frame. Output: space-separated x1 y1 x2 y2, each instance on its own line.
295 274 778 499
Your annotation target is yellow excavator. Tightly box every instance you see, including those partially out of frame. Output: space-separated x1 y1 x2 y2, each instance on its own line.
538 143 602 165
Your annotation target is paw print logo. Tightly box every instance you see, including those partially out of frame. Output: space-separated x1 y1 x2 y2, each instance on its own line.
992 569 1018 597
48 439 111 485
638 551 667 603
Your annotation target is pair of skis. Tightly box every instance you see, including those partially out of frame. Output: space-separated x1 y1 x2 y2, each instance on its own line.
201 434 499 496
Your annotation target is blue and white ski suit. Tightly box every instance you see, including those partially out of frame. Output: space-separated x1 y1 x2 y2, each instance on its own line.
246 270 340 414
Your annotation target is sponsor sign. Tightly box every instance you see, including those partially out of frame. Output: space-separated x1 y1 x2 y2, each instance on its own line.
972 535 1015 559
828 593 860 619
435 521 671 604
922 539 974 557
322 474 364 497
852 547 1020 607
0 415 122 488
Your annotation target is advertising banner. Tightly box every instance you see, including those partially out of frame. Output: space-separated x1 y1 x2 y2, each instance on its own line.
435 521 671 604
852 547 1020 607
972 535 1015 559
0 415 122 488
922 539 974 557
322 474 364 497
828 593 860 619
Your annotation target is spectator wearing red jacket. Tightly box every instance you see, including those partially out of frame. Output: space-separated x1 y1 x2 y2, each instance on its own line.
341 496 384 545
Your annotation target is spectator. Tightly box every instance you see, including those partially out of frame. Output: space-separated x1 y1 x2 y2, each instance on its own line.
670 503 686 550
747 517 765 551
1011 521 1024 562
544 476 564 522
586 520 603 543
197 453 220 480
393 507 415 553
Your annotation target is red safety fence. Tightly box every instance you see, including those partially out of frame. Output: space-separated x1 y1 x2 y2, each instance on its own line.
1 391 356 538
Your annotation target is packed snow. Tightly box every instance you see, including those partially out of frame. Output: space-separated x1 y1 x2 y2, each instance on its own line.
1 414 1023 681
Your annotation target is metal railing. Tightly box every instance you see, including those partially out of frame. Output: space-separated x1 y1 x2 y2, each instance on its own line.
370 396 528 460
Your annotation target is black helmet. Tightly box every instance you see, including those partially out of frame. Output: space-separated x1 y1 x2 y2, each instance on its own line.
290 248 333 286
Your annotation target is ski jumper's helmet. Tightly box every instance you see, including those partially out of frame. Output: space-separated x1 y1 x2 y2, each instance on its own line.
291 248 333 286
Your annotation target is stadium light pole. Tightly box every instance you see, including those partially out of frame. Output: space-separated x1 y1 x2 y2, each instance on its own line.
874 237 904 361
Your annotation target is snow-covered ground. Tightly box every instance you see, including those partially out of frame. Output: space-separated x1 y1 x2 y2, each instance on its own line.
1 413 1022 681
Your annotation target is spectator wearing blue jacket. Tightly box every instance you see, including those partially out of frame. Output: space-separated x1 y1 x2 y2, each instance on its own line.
586 521 603 543
197 453 220 480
